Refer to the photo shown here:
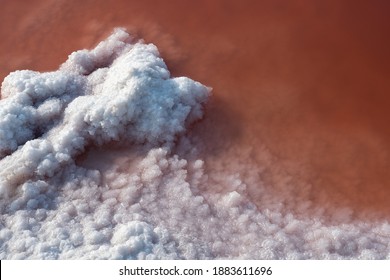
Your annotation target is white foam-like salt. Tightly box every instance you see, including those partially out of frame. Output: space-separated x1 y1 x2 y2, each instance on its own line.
0 29 389 259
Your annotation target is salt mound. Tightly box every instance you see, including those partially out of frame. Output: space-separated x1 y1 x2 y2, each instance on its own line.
0 28 209 197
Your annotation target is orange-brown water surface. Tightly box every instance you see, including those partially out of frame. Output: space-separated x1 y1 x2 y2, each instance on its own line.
1 0 390 221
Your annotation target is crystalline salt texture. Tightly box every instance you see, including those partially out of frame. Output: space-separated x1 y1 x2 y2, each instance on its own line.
0 28 389 260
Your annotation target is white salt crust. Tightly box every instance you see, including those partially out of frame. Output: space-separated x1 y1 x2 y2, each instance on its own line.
0 29 389 259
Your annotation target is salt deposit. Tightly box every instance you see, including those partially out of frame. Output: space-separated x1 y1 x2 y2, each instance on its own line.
0 29 389 259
